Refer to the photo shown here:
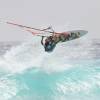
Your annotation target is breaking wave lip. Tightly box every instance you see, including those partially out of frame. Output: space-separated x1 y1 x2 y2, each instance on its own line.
0 37 98 73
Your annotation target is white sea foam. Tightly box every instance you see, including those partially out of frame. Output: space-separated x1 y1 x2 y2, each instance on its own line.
0 37 72 73
0 37 96 73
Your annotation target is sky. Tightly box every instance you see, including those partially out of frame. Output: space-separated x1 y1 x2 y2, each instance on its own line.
0 0 100 41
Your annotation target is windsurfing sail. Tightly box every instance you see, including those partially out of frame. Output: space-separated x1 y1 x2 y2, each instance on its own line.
3 21 88 38
6 22 53 33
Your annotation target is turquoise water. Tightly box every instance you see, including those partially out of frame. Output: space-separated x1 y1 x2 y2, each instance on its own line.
0 39 100 100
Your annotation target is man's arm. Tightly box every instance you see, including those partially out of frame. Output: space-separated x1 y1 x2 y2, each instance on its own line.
41 36 45 45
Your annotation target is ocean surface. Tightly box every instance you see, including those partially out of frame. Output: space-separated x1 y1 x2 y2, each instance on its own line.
0 38 100 100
